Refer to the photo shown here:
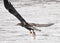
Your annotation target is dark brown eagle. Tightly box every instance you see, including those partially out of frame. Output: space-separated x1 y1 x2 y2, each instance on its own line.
3 0 54 39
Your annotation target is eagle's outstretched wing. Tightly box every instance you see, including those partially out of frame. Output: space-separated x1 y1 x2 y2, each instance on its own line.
3 0 28 25
17 23 54 27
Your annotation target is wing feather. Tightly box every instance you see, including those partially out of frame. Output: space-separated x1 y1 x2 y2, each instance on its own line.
3 0 27 24
17 23 54 27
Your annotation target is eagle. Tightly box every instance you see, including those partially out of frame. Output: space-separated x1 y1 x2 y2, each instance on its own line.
3 0 54 39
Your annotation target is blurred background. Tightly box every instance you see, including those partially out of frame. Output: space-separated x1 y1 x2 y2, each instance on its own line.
0 0 60 2
0 0 60 7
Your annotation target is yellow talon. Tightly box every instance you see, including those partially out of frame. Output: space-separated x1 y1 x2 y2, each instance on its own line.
30 31 32 34
29 30 36 39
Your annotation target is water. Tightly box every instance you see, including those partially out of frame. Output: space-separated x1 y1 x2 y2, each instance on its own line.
0 1 60 43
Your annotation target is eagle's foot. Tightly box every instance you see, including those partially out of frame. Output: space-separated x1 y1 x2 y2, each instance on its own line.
29 30 36 39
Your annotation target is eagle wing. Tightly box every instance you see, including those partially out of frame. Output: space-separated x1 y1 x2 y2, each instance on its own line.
3 0 27 24
17 23 54 27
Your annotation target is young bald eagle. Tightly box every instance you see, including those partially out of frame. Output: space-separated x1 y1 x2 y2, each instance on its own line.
3 0 54 39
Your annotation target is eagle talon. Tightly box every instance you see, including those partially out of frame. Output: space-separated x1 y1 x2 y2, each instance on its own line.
30 31 32 34
29 30 33 35
29 30 36 39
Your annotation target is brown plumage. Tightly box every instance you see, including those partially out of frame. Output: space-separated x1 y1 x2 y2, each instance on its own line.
3 0 54 39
